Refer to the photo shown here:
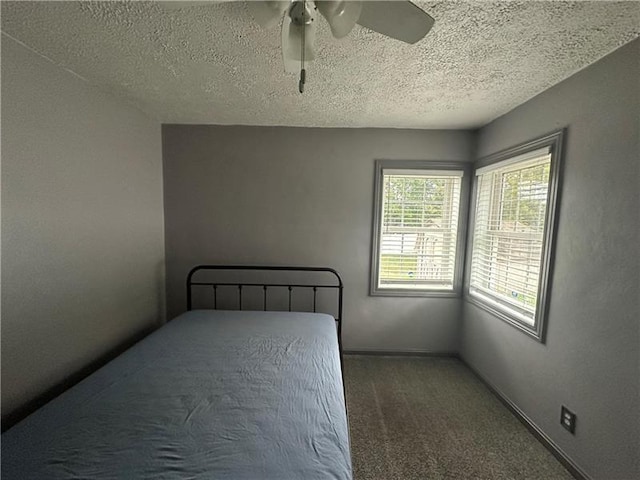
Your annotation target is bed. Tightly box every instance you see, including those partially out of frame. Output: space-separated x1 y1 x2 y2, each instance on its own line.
1 265 351 479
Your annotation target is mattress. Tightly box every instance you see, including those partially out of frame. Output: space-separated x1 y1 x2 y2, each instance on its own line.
1 310 352 479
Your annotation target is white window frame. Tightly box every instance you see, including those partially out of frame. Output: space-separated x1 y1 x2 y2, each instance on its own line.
465 131 564 341
370 160 470 297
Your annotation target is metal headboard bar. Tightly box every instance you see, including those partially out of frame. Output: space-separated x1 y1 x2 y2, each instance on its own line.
186 265 344 353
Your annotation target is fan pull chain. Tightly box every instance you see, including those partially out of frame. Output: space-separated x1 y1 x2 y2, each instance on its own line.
299 69 306 93
299 0 306 93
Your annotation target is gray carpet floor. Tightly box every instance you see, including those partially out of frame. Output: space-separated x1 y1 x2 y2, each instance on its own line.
343 355 574 480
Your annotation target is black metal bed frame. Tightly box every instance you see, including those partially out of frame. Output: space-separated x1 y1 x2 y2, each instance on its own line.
186 265 344 354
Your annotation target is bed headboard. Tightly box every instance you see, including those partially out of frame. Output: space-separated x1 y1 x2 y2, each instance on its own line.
186 265 344 350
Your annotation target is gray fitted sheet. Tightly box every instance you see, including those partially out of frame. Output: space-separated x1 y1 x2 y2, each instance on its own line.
2 310 352 479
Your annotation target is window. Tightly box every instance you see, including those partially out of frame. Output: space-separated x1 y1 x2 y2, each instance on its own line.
370 161 468 296
467 131 563 340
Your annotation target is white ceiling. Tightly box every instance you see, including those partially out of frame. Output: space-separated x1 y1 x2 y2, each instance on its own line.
1 1 638 129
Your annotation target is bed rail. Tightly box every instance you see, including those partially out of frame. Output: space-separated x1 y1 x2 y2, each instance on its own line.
186 265 344 353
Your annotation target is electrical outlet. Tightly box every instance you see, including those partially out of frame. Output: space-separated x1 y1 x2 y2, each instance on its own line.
560 406 576 434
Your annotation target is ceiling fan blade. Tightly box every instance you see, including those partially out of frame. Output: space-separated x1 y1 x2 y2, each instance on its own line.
356 1 434 44
316 1 362 39
249 0 290 29
281 14 317 73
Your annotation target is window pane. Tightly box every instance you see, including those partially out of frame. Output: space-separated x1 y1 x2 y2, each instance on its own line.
378 173 462 290
470 153 551 325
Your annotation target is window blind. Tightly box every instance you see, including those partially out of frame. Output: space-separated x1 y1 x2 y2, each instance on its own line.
378 171 463 290
469 148 552 325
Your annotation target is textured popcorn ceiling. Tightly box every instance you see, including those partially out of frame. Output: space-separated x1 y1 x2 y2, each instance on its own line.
1 1 638 128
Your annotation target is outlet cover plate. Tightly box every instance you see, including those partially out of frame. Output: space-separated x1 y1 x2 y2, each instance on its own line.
561 406 576 434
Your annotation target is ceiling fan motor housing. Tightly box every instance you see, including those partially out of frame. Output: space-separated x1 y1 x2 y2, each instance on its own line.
290 1 316 26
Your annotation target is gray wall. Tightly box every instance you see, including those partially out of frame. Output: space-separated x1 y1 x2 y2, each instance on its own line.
1 36 165 419
460 39 639 479
162 126 474 352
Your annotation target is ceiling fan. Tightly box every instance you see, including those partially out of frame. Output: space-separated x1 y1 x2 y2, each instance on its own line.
161 1 435 92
